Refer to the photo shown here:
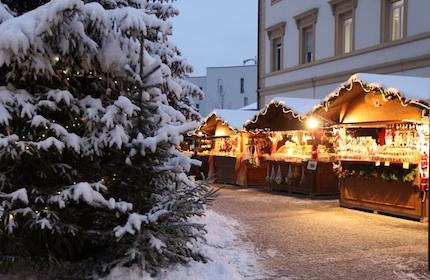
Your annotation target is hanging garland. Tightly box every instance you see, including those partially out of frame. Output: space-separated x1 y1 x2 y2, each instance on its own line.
333 161 418 183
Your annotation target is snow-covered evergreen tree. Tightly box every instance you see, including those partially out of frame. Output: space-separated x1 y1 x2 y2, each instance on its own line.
0 0 209 278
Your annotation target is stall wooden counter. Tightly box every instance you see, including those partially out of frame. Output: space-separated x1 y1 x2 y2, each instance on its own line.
267 160 338 196
313 73 429 221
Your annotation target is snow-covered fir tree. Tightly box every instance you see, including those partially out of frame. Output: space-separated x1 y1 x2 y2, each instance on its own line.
0 0 209 278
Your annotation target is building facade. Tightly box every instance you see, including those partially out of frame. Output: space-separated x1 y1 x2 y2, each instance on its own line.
258 0 430 106
187 64 257 116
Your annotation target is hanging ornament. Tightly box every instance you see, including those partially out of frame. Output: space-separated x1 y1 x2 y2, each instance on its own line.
300 165 306 185
420 154 429 191
265 163 271 182
253 148 260 167
275 165 282 185
285 164 293 185
270 165 276 182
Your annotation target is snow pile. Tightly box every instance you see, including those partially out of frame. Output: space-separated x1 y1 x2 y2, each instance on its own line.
104 210 260 280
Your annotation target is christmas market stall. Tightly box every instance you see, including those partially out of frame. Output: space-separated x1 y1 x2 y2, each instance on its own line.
245 97 339 195
190 109 257 185
313 73 429 221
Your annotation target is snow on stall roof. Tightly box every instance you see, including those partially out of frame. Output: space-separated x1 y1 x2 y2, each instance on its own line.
352 73 430 101
209 109 258 130
239 102 257 110
267 97 322 115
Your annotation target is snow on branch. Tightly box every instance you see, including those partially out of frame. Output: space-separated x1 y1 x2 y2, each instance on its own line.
114 208 169 238
133 121 197 155
114 96 141 116
0 0 97 73
0 2 13 24
48 182 132 213
0 188 29 204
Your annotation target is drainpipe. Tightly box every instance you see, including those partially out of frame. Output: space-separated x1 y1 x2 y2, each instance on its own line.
257 0 261 110
311 77 316 99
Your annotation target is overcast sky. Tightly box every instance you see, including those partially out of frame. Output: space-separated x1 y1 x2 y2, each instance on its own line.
171 0 258 77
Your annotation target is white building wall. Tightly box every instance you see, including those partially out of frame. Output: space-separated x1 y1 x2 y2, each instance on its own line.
260 0 430 106
265 37 430 88
355 0 380 50
187 65 257 117
314 4 335 60
408 0 430 36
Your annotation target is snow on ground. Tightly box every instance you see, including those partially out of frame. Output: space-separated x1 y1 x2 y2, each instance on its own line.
104 210 262 280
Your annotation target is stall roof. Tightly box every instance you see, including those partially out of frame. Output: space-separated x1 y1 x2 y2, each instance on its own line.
312 73 430 124
315 73 430 111
209 109 258 130
351 73 430 101
269 97 322 115
245 97 321 131
240 102 258 110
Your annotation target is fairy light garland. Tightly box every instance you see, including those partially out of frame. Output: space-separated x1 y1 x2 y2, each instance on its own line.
191 111 244 136
245 101 307 134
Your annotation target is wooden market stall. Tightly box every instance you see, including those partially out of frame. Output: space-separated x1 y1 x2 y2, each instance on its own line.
312 73 430 221
245 97 339 195
190 109 257 185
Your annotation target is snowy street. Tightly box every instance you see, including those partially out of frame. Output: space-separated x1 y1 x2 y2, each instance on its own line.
211 186 429 280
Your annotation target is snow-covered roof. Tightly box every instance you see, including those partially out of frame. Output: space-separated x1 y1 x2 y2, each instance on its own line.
314 73 430 113
312 73 430 124
239 102 258 110
245 97 321 131
352 73 430 101
209 109 258 130
268 97 322 115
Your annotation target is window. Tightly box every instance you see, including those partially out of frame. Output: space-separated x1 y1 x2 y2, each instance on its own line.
266 22 286 72
196 104 200 111
341 12 353 53
294 8 318 64
243 97 248 106
381 0 407 42
329 0 357 55
303 26 314 63
273 38 282 71
390 0 405 40
240 78 244 93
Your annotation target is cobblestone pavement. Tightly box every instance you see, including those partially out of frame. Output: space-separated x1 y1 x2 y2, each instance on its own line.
211 185 430 280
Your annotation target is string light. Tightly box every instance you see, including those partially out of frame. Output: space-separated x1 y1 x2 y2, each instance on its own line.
245 101 304 128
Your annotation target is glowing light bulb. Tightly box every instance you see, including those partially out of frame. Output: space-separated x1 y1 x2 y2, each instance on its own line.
307 118 320 129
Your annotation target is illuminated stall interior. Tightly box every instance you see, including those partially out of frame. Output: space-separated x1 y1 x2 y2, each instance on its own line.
244 97 338 195
190 109 257 185
193 109 257 156
313 73 429 220
245 97 326 162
